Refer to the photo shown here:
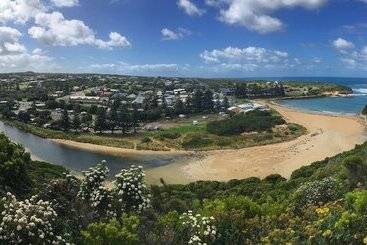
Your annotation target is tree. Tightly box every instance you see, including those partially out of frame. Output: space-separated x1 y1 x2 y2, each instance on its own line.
0 134 32 197
118 107 131 135
61 109 70 131
202 90 214 112
17 110 31 123
174 99 185 115
73 114 81 132
185 96 193 114
131 105 140 134
94 107 107 133
109 107 118 133
192 90 203 113
222 96 230 111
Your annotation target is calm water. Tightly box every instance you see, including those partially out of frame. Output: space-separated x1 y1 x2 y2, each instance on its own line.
276 78 367 115
0 121 188 175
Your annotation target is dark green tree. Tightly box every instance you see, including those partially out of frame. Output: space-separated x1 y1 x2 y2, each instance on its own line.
61 109 70 131
72 115 81 132
94 107 107 133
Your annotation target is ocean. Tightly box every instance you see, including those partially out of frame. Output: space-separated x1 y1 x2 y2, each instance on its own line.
239 77 367 115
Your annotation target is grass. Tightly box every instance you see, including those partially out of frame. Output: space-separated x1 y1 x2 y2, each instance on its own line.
28 160 67 193
5 112 306 152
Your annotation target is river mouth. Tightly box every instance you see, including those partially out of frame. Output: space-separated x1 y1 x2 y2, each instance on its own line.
0 121 192 177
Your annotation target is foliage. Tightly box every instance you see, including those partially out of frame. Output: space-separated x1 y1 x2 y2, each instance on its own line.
3 134 367 243
0 193 68 244
207 110 285 136
0 134 32 197
293 177 342 210
81 215 140 245
112 165 151 214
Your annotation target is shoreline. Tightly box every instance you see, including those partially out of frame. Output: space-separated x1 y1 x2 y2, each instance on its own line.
145 102 367 184
26 101 367 185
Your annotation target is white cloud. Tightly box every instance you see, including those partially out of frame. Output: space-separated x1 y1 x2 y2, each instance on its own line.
161 28 180 40
199 46 296 73
177 0 205 16
0 27 26 55
161 27 191 40
200 46 288 64
0 26 55 72
206 0 327 33
28 12 130 49
50 0 79 7
332 39 367 69
332 38 354 50
0 0 44 24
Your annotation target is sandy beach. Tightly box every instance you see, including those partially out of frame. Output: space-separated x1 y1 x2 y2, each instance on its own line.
51 102 367 185
145 102 367 184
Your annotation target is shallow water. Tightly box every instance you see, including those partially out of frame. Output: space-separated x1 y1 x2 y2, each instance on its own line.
279 82 367 115
0 121 188 176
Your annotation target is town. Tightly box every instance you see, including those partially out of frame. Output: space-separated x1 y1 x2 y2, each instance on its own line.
0 72 351 136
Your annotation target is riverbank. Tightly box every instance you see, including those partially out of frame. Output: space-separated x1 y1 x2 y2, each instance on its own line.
145 102 367 184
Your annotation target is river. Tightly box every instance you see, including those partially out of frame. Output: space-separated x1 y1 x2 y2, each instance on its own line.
0 121 189 176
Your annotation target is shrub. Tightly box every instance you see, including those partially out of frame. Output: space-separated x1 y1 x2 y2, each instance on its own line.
343 156 367 188
0 193 68 244
345 191 367 214
158 131 181 140
81 215 140 245
207 110 285 136
0 134 32 197
293 177 342 210
112 165 151 214
182 134 214 149
78 162 112 217
141 137 152 144
178 211 217 245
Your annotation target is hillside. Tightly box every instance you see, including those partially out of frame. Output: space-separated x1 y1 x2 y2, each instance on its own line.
1 133 367 244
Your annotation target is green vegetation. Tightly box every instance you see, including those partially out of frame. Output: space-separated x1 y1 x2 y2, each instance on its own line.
207 110 285 136
362 104 367 115
2 132 367 243
6 109 306 151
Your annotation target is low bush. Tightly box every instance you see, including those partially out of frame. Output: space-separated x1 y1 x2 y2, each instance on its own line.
207 110 285 136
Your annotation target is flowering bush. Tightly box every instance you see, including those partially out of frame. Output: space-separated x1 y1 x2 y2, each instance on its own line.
179 210 217 245
293 177 342 210
78 162 111 213
0 192 68 244
112 165 151 214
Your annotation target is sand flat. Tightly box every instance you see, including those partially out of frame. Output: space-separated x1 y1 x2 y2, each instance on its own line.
146 102 367 184
50 103 367 185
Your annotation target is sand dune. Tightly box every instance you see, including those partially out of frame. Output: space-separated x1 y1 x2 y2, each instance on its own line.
146 102 367 184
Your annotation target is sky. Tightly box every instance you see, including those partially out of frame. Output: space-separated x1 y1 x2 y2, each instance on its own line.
1 0 367 78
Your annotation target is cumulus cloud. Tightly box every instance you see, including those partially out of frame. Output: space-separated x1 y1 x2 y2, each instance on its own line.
0 0 44 24
205 0 327 33
332 38 354 50
0 26 55 72
199 46 297 73
0 0 130 50
331 38 367 69
177 0 205 16
0 27 26 55
28 12 130 49
161 27 191 40
200 46 288 63
50 0 79 7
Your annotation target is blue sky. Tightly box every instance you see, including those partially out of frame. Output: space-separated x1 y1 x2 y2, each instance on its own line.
1 0 367 77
